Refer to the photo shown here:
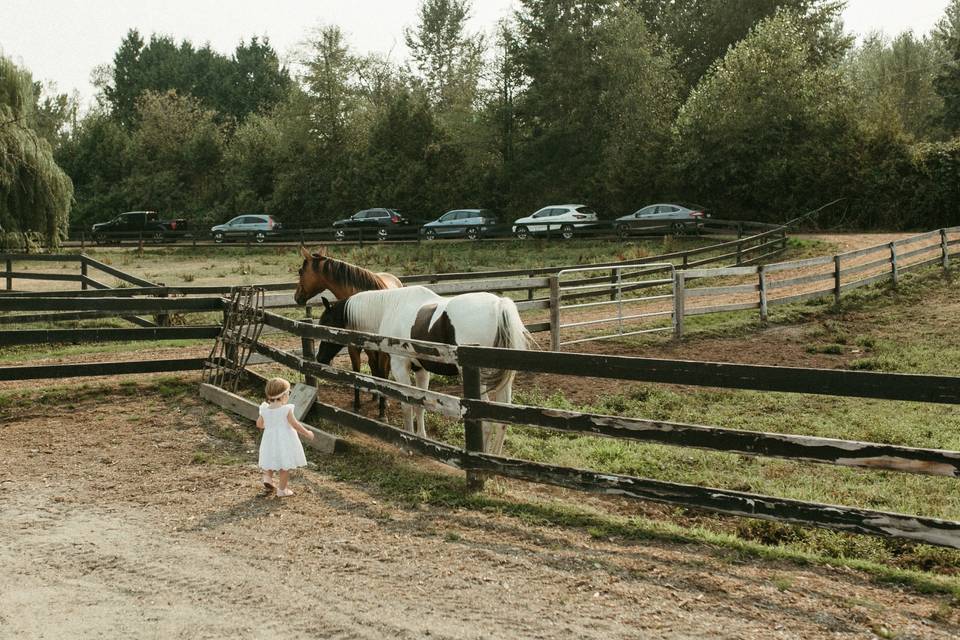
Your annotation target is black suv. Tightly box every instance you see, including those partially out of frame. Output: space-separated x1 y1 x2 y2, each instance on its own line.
331 208 410 241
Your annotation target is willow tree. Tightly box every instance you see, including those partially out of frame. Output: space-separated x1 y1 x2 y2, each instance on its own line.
0 55 73 247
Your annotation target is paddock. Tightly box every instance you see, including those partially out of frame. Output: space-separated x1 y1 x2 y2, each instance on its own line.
3 225 960 637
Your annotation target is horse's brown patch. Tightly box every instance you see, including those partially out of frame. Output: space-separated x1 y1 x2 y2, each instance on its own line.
411 304 459 377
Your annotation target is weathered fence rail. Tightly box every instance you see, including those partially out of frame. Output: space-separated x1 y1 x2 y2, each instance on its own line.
241 302 960 549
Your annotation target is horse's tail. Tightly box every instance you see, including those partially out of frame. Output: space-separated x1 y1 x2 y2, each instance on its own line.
481 297 533 396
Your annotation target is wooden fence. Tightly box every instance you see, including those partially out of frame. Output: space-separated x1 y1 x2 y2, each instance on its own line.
3 226 960 548
237 307 960 549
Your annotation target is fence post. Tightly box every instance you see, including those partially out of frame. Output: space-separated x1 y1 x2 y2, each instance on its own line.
758 265 768 322
528 272 536 301
889 242 899 287
80 256 88 291
942 229 950 271
549 275 561 351
302 306 318 387
834 255 842 305
609 268 617 301
736 240 743 266
462 364 485 491
5 258 11 291
673 270 685 339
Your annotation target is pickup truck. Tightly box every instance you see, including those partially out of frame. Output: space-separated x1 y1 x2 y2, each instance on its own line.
91 211 189 243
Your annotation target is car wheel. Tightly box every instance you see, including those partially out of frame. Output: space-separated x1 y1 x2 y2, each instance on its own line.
514 225 530 240
333 229 345 242
424 228 437 240
466 226 479 240
213 232 224 244
255 231 266 244
94 233 106 245
560 224 575 240
151 231 165 243
671 222 686 236
616 224 629 240
377 228 389 241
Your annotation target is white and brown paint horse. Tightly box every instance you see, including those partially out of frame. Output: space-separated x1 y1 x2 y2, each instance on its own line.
316 286 532 454
294 246 403 415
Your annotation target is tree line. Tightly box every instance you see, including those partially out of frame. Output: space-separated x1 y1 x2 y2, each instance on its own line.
4 0 960 245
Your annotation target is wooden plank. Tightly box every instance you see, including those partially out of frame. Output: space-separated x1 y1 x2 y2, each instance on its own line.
685 301 760 315
0 271 84 282
836 243 888 260
198 383 339 454
310 399 464 466
462 452 960 549
456 346 960 404
0 253 83 262
463 400 960 478
765 254 835 273
767 270 834 290
0 309 136 325
768 287 834 307
515 299 551 312
81 256 157 287
0 326 221 346
0 358 205 381
0 296 223 312
254 342 463 417
839 256 892 278
893 230 941 247
839 271 892 292
426 277 551 295
261 310 459 364
289 383 317 420
685 283 759 298
683 266 759 278
898 244 941 261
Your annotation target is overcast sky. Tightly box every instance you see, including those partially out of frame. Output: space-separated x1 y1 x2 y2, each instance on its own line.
0 0 952 108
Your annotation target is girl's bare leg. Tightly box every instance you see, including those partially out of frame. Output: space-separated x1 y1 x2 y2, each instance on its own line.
278 470 289 491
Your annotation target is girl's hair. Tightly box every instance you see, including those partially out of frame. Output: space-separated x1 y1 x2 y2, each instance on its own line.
265 377 291 402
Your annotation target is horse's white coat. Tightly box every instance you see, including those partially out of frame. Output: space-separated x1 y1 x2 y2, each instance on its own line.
343 286 529 447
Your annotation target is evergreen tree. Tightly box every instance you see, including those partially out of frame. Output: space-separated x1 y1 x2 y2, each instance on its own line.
933 0 960 133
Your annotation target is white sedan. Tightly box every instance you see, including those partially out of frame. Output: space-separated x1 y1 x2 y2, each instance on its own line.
512 204 599 240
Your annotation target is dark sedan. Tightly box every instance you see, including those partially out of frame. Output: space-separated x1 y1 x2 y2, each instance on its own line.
332 208 410 241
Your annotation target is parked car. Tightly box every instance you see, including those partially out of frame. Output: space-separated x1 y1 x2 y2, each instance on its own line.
512 204 599 240
615 203 707 237
91 211 188 243
210 214 281 243
331 208 410 241
421 209 497 240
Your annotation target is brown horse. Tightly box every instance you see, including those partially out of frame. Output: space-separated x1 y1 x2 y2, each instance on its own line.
294 246 403 415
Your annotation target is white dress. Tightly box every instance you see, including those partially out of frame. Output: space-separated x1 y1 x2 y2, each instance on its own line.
258 403 307 471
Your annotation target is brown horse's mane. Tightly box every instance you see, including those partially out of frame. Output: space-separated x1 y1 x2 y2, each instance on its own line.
313 254 387 292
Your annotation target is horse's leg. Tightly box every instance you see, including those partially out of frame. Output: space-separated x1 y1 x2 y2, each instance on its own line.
348 346 362 411
413 367 430 438
482 378 512 455
391 359 415 433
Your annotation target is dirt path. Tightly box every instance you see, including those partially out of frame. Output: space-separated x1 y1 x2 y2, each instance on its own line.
1 384 956 639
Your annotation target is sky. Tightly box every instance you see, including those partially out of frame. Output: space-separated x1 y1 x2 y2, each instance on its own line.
0 0 952 108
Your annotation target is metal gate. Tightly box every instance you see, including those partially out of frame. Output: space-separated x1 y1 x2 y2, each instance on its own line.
203 286 265 390
551 263 675 350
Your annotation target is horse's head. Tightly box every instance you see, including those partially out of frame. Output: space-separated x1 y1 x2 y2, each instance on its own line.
294 245 328 305
315 296 349 365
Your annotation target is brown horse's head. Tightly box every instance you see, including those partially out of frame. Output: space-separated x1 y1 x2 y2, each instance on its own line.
294 245 327 305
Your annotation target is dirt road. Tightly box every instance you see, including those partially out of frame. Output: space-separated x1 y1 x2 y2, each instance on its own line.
1 383 956 639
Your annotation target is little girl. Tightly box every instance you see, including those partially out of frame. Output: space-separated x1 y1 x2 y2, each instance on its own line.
257 377 315 497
